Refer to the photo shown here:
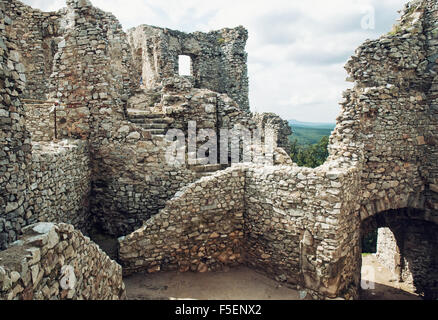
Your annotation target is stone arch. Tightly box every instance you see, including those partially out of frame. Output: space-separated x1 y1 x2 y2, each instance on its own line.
358 192 427 222
360 208 438 299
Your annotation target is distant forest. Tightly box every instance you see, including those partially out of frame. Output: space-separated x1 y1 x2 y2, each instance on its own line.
288 121 335 168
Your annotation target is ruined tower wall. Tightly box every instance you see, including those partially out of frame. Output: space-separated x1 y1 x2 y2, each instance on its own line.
3 0 63 100
423 0 438 212
128 25 250 112
330 0 438 299
329 0 438 221
0 3 32 249
251 113 293 154
48 0 136 140
28 140 91 230
24 102 56 142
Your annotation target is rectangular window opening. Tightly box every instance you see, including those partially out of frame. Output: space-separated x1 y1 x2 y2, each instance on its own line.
178 55 192 76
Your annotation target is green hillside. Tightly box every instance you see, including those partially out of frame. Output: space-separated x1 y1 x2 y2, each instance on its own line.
289 126 334 145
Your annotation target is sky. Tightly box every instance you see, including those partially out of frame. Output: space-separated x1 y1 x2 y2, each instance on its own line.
22 0 407 122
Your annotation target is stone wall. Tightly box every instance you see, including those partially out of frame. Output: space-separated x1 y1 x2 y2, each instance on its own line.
120 162 361 299
244 163 361 299
91 76 276 237
24 101 56 141
252 112 293 154
119 167 246 275
329 0 438 299
0 2 32 250
376 228 399 276
128 25 250 112
2 0 63 100
46 0 136 141
28 140 91 232
90 134 197 236
329 0 437 220
2 0 438 301
120 0 438 300
0 222 125 300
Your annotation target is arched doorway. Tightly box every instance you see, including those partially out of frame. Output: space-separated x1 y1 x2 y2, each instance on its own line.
360 208 438 300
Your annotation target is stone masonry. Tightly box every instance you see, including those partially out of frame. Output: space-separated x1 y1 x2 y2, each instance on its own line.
1 0 438 300
0 222 125 300
120 0 438 300
128 24 250 112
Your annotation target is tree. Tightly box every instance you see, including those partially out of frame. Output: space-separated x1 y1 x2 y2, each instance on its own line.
290 136 329 168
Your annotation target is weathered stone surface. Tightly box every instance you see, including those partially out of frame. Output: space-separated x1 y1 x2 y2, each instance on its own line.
0 223 125 300
1 0 438 302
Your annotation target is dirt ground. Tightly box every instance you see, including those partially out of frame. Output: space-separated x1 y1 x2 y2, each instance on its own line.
360 254 421 300
123 255 421 300
91 234 421 300
124 266 305 300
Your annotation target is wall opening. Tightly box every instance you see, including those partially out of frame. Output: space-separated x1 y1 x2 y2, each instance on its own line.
178 55 192 76
359 208 438 300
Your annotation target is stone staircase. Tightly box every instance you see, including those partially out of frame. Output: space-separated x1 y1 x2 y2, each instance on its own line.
127 108 173 137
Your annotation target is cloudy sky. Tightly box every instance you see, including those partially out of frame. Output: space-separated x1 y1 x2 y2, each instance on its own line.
22 0 407 122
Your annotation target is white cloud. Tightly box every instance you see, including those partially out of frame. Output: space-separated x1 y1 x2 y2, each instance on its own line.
21 0 407 122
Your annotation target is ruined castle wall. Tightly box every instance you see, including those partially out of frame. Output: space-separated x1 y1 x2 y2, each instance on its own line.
90 135 197 236
423 0 438 213
128 25 249 112
120 162 361 299
47 0 136 140
0 4 32 250
3 0 63 100
0 222 125 300
119 167 246 275
92 76 269 237
326 0 438 298
329 0 437 221
252 113 293 154
28 140 91 232
243 163 361 299
24 102 56 141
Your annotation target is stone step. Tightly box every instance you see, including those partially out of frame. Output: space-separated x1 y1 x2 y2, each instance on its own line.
128 113 165 120
129 117 174 125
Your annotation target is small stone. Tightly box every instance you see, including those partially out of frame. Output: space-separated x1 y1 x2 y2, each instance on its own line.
416 136 426 145
197 263 208 273
126 131 140 140
118 125 130 134
10 271 20 283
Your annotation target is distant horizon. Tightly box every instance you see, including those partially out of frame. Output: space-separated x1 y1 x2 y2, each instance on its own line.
22 0 407 122
288 119 336 126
